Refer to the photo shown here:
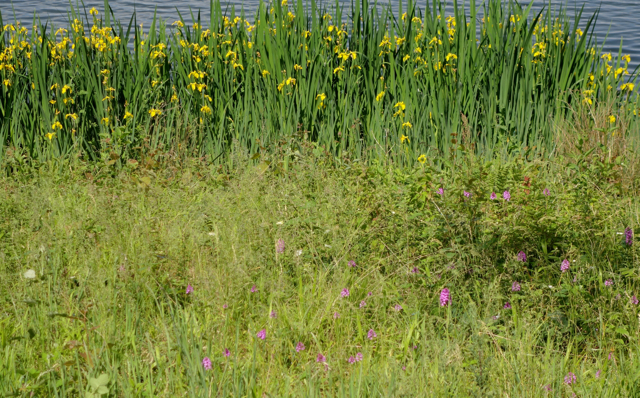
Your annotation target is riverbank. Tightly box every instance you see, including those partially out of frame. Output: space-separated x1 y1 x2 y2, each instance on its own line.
1 140 639 396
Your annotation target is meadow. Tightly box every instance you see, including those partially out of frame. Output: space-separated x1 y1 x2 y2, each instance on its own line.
1 0 640 397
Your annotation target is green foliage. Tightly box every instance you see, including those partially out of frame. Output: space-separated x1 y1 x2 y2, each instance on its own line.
0 146 639 396
0 0 637 165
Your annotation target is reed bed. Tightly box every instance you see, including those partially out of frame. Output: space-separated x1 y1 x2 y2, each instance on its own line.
0 0 638 165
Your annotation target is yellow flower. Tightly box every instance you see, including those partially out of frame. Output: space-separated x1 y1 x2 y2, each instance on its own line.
281 0 288 5
2 79 10 87
61 85 72 94
149 109 162 118
402 54 410 62
50 83 59 90
333 65 345 74
294 64 302 72
262 70 270 77
445 53 457 62
89 7 98 15
601 53 612 62
151 80 160 88
400 134 410 143
46 132 56 141
49 100 56 105
65 113 77 120
316 93 326 102
101 117 109 125
201 105 212 114
51 121 63 130
171 93 178 102
417 154 426 164
172 21 184 28
622 54 631 64
621 83 635 92
402 122 412 129
124 111 133 120
609 115 616 124
576 28 583 37
583 97 592 105
376 91 385 102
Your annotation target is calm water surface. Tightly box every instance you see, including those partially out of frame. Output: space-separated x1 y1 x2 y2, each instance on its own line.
2 0 639 71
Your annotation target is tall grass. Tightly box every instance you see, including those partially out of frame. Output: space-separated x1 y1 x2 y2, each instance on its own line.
0 0 638 166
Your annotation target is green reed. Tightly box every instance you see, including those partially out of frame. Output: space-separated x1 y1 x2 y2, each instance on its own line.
0 0 637 165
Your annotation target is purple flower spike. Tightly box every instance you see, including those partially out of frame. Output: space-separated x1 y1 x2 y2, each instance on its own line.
224 348 231 357
333 312 340 319
464 191 471 198
543 384 552 392
202 357 212 370
270 311 277 318
257 329 266 340
543 188 550 196
490 192 497 200
394 304 403 312
511 281 521 292
348 356 356 364
560 259 570 273
367 329 377 340
276 238 285 253
360 300 367 308
186 284 194 294
316 353 326 363
411 267 419 274
564 372 577 385
503 191 511 201
367 291 372 296
517 251 526 262
348 260 357 267
355 352 363 362
251 285 257 293
625 227 633 246
440 288 451 307
608 352 614 360
437 188 444 195
341 288 350 298
604 279 613 287
223 304 228 309
503 302 512 309
295 342 306 352
632 296 639 305
595 369 601 379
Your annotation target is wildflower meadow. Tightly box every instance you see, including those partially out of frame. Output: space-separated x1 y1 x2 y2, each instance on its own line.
1 0 640 397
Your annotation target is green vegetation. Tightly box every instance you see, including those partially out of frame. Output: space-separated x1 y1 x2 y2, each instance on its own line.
0 0 637 165
1 138 640 396
2 0 640 396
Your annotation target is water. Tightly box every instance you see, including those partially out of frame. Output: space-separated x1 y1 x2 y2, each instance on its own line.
1 0 639 72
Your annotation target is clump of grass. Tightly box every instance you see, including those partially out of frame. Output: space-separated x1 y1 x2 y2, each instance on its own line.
0 0 637 166
0 144 639 396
